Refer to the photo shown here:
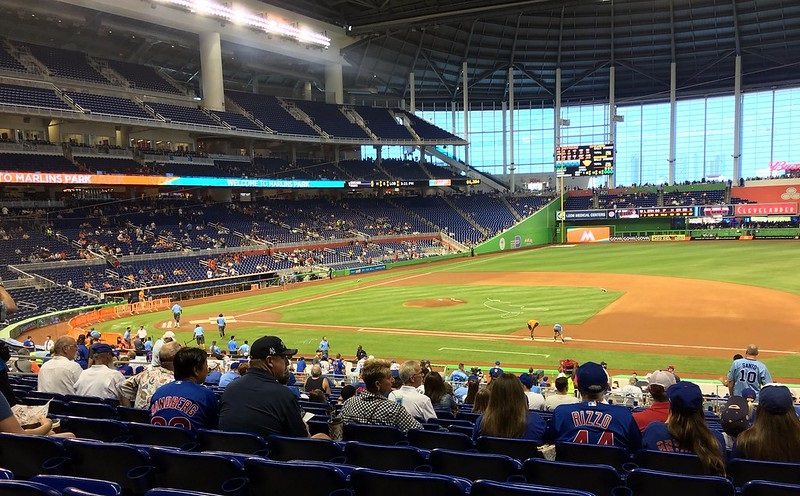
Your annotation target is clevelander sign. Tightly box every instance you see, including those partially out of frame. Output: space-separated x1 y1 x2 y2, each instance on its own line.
734 203 797 215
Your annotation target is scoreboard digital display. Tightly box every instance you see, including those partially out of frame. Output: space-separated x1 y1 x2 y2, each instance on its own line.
556 144 614 177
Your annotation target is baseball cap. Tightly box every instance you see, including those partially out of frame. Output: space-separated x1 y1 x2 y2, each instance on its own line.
229 362 240 370
740 388 757 401
163 331 176 340
518 373 534 388
250 336 298 359
758 384 794 414
667 381 703 412
720 396 750 436
91 343 114 354
648 370 677 389
666 364 676 370
575 362 608 393
495 360 501 365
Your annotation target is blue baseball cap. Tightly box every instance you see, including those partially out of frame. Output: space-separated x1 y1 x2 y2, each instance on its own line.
575 362 608 393
518 373 534 388
758 384 793 414
667 381 703 412
91 343 114 354
740 388 757 401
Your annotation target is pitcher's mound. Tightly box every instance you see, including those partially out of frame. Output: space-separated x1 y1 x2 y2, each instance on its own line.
404 298 466 308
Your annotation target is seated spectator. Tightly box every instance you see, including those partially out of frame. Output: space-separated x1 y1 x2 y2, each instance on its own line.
633 370 677 432
719 395 751 449
472 387 491 414
74 343 124 401
11 349 39 374
304 364 331 395
548 361 641 451
424 371 458 415
734 384 800 462
205 361 222 386
218 362 242 388
120 342 180 409
337 384 356 405
449 363 469 384
340 358 422 432
308 390 329 404
642 381 726 475
116 351 138 376
388 360 437 421
149 347 218 430
519 373 545 410
543 376 580 412
473 373 546 443
38 336 82 394
619 376 644 403
460 379 479 404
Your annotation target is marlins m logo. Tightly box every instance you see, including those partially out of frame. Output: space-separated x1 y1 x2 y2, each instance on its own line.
579 230 596 242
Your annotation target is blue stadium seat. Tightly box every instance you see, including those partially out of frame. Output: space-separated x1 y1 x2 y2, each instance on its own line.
407 429 475 451
265 434 344 462
727 458 800 488
632 449 709 475
196 429 267 455
521 458 623 496
59 417 129 443
348 467 469 496
475 436 544 461
148 447 247 495
555 442 631 473
740 480 800 496
429 448 523 482
625 468 734 496
344 442 429 471
64 438 151 495
127 423 197 450
0 433 68 479
0 480 62 496
343 423 406 445
470 480 596 496
245 458 349 496
30 475 121 496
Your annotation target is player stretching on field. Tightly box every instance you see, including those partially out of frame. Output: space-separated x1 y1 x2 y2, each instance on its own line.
553 323 565 343
527 319 540 339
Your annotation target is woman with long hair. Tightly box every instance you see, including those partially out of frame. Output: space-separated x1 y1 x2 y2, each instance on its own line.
463 379 480 404
642 381 726 475
735 384 800 462
473 373 546 442
471 387 491 414
424 371 458 415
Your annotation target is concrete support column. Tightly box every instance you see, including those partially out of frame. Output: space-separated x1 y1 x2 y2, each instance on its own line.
199 31 225 111
462 62 469 166
115 126 131 148
508 66 515 193
669 62 677 186
409 72 416 114
303 81 313 101
47 121 60 144
608 65 616 188
733 55 742 181
325 64 344 104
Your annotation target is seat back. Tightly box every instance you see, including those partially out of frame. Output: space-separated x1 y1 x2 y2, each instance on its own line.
521 458 623 496
61 416 130 443
196 429 266 454
245 458 348 496
632 449 710 475
344 442 428 471
148 447 246 495
127 423 196 449
343 423 406 445
407 429 474 451
740 480 800 496
143 489 220 496
554 442 630 472
471 479 596 496
626 468 735 496
266 434 343 462
430 448 522 482
117 406 151 424
476 436 544 461
348 467 467 496
69 402 118 420
727 458 800 488
30 475 122 496
64 438 151 494
0 480 62 496
0 433 68 479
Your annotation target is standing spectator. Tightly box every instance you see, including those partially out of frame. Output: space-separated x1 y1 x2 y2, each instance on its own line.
734 384 800 462
42 335 54 355
331 354 345 377
38 336 82 395
193 325 205 348
216 313 226 337
143 337 153 355
318 336 330 359
22 336 35 352
549 361 642 451
219 336 318 438
388 360 437 421
74 343 124 401
295 356 307 374
473 373 546 443
149 347 217 430
355 345 367 360
136 326 148 341
519 373 545 410
341 358 422 432
171 303 182 328
633 370 677 432
727 345 772 398
75 334 89 370
642 381 726 475
543 377 580 412
120 342 180 409
151 331 175 367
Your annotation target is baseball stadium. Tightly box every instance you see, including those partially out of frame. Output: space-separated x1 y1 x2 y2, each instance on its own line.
0 0 800 493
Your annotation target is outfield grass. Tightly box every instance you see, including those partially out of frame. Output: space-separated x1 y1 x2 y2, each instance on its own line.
92 241 800 381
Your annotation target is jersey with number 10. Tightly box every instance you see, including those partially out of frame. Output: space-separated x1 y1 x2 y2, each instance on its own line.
728 357 772 397
549 401 642 451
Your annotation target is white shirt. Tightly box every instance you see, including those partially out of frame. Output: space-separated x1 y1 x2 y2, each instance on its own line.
137 328 147 340
620 384 643 399
37 355 83 394
388 385 437 421
544 393 581 412
74 364 125 400
525 390 546 411
151 339 165 366
43 339 54 353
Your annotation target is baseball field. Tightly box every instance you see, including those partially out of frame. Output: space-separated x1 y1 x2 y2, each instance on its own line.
86 241 800 383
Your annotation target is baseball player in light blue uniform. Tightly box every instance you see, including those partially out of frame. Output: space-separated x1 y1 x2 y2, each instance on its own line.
727 344 772 397
553 323 565 343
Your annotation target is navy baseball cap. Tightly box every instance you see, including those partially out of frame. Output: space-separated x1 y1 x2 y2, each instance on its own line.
518 373 534 388
667 381 703 412
91 343 114 354
495 360 501 365
250 336 298 359
741 388 757 401
575 362 608 393
758 384 794 414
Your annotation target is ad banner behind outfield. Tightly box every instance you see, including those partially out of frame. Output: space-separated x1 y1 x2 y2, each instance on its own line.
567 226 611 243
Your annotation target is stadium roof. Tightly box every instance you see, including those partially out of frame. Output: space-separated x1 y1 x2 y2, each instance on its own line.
3 0 800 106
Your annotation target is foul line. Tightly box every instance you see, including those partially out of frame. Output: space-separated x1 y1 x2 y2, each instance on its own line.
439 347 550 359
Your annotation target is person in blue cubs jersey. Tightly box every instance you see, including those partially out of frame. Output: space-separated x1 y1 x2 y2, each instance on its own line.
149 347 218 430
727 344 772 398
548 361 641 451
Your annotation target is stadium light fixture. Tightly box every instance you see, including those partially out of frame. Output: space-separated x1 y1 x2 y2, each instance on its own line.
151 0 331 48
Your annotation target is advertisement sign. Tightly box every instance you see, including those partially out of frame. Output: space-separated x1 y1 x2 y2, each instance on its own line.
651 234 689 242
566 227 610 243
731 185 800 204
696 205 734 217
734 203 798 216
637 206 694 217
557 210 610 221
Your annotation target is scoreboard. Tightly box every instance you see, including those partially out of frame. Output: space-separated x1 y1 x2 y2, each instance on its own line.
556 144 614 177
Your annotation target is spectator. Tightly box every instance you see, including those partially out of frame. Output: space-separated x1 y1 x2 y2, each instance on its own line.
549 361 642 450
619 376 644 403
151 331 175 367
727 344 772 398
37 336 82 395
472 387 491 414
149 347 218 430
75 334 89 370
238 340 250 357
488 360 504 380
120 341 180 409
734 384 800 462
473 373 546 443
205 361 222 386
304 365 331 395
424 371 458 415
295 357 307 374
388 360 437 421
642 381 726 475
11 349 39 374
74 343 124 401
543 376 580 412
449 363 469 384
633 370 677 432
462 379 480 404
719 395 751 449
519 373 545 410
340 358 422 432
218 362 243 388
227 336 238 353
337 384 356 405
42 335 54 354
22 336 35 352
